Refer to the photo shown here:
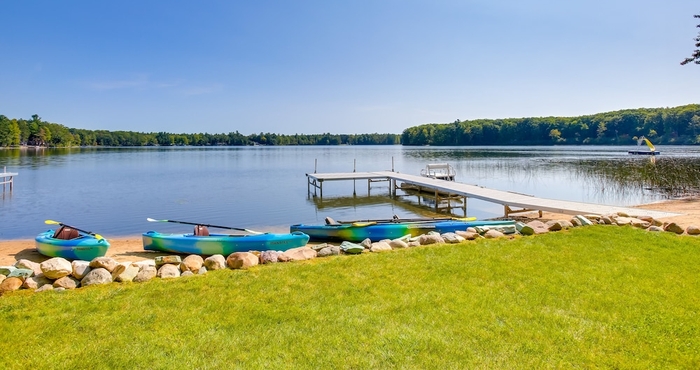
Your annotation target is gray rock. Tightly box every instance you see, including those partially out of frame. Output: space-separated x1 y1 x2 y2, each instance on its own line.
408 241 421 247
388 239 409 249
0 266 16 276
53 276 81 289
526 220 549 234
35 284 54 293
516 222 535 236
71 260 92 280
441 232 465 244
181 270 194 277
614 217 633 226
197 266 207 275
133 265 157 283
89 257 119 272
317 245 340 257
455 230 480 240
359 238 373 249
114 264 140 283
259 250 281 264
339 241 365 254
545 220 563 231
81 268 113 287
41 257 73 280
204 254 227 270
227 252 260 269
15 259 42 276
483 229 505 239
630 218 650 229
664 222 685 234
8 268 34 280
686 225 700 235
418 234 444 245
280 247 317 261
310 243 329 252
369 241 392 252
154 255 182 267
647 225 664 232
23 274 52 289
157 264 181 278
181 255 204 273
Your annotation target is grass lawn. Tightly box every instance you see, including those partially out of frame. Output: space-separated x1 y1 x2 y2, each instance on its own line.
1 226 698 369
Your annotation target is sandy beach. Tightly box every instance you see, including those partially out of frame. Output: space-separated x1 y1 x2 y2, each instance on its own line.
2 198 699 266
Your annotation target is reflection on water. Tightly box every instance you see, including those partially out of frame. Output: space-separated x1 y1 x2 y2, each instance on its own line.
1 145 700 239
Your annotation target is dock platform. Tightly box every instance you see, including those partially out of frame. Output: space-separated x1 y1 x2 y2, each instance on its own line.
1 167 17 192
306 171 681 219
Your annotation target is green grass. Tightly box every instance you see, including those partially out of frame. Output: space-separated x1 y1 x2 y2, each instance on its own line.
1 226 699 369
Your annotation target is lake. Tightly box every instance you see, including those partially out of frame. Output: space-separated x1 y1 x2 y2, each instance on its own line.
2 145 700 240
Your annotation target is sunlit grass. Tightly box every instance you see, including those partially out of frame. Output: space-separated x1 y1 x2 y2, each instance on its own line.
1 226 699 369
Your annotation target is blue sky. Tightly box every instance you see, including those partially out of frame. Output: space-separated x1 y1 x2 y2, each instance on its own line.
1 1 697 135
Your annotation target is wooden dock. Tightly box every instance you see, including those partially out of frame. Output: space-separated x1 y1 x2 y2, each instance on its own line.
1 167 17 193
306 171 682 219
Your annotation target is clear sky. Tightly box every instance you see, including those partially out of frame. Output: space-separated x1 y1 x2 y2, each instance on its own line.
1 1 698 135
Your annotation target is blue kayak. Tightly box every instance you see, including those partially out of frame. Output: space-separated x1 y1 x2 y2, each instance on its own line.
142 231 310 255
290 219 516 242
35 229 110 260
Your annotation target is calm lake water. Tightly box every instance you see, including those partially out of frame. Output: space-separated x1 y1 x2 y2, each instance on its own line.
2 145 700 240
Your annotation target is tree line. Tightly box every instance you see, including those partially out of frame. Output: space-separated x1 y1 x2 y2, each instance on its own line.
0 114 400 147
401 104 700 146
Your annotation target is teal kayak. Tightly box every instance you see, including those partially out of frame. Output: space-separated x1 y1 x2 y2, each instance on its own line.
142 231 310 255
35 230 110 260
290 219 516 242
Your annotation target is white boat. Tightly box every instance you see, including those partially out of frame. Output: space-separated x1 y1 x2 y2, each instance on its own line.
420 163 456 181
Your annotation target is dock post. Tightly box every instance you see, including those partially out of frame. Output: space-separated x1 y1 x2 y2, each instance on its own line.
353 159 356 195
314 159 317 174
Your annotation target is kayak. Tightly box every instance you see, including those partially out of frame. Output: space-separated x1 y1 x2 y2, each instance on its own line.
290 219 516 242
142 231 310 255
35 229 110 260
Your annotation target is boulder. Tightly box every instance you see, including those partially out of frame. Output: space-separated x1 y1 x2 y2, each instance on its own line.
575 215 594 226
614 217 632 226
455 230 480 240
647 226 664 232
441 233 465 244
0 275 5 284
35 284 54 293
686 225 700 235
630 218 650 229
359 239 373 249
0 277 23 292
53 276 81 290
198 267 207 275
0 266 17 276
15 259 42 276
545 220 563 231
369 241 392 252
310 243 330 252
259 250 281 264
526 220 549 234
339 241 365 254
204 255 227 270
180 255 204 273
8 269 34 280
388 239 409 249
483 229 505 239
23 274 53 289
158 264 181 278
280 247 317 261
418 234 444 245
133 266 157 283
41 257 73 280
89 257 119 272
71 260 92 280
516 222 535 236
114 264 140 283
81 268 113 287
227 252 259 269
317 245 340 257
664 222 685 235
181 271 194 277
154 255 182 267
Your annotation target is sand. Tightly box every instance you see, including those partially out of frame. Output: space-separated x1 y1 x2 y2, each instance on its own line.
2 198 699 266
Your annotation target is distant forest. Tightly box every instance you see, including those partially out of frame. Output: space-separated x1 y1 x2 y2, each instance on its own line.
401 104 700 146
1 104 699 147
0 114 399 147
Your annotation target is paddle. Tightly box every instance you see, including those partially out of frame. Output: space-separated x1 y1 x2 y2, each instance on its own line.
44 220 104 240
146 218 264 234
338 216 476 224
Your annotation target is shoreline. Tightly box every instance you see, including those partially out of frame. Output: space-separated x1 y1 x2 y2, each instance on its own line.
2 198 698 266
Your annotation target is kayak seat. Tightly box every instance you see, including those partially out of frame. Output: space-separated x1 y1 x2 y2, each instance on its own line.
53 226 80 240
325 217 340 225
194 225 210 236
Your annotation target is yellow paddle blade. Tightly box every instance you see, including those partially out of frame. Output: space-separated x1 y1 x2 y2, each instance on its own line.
453 216 477 221
352 222 377 227
93 234 104 240
45 219 60 225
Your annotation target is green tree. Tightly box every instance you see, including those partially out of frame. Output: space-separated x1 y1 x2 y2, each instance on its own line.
681 14 700 65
